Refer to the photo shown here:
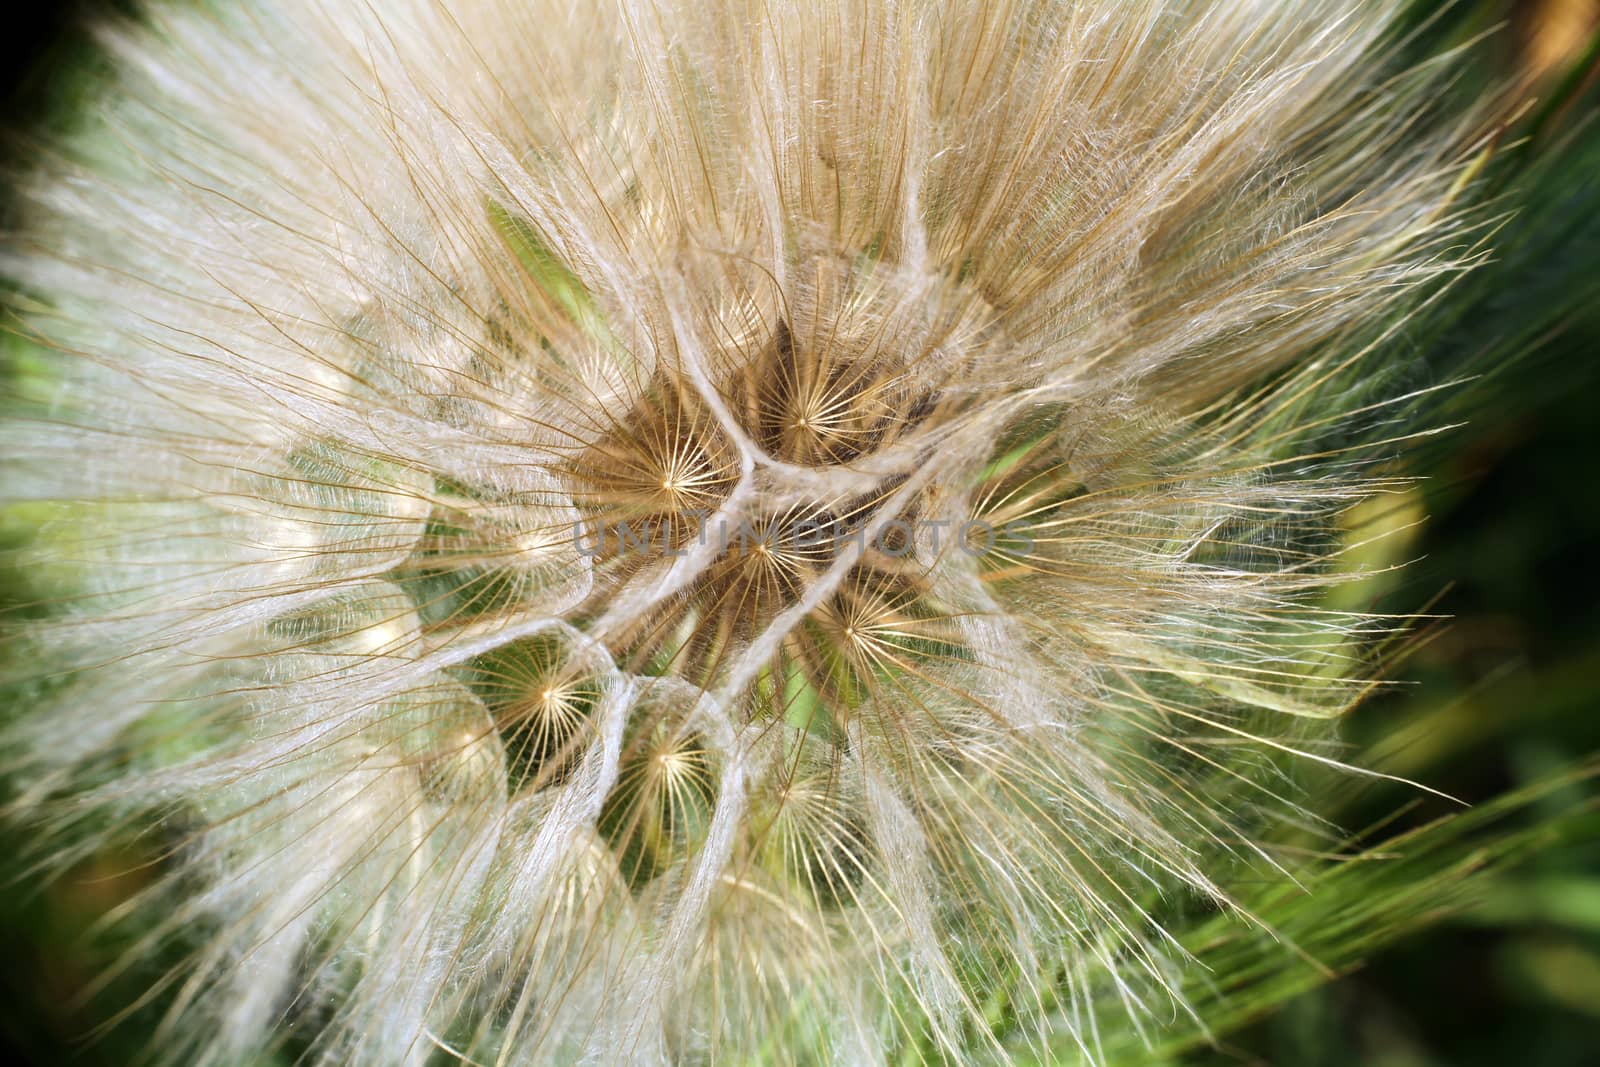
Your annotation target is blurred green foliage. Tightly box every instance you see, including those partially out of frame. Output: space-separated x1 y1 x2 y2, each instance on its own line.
1181 5 1600 1059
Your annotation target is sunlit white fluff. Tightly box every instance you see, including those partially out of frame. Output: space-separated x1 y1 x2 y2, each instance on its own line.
0 1 1488 1064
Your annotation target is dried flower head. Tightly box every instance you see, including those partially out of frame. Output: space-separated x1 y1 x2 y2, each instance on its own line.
1 1 1490 1064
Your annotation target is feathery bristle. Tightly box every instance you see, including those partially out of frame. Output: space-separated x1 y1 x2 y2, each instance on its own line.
0 1 1494 1063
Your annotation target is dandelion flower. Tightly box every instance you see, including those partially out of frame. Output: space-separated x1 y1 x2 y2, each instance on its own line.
1 1 1492 1063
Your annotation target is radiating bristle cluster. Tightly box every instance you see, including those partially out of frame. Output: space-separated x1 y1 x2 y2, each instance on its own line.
0 1 1490 1064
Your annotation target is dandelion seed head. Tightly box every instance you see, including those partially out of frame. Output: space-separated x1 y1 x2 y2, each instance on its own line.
1 0 1490 1063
